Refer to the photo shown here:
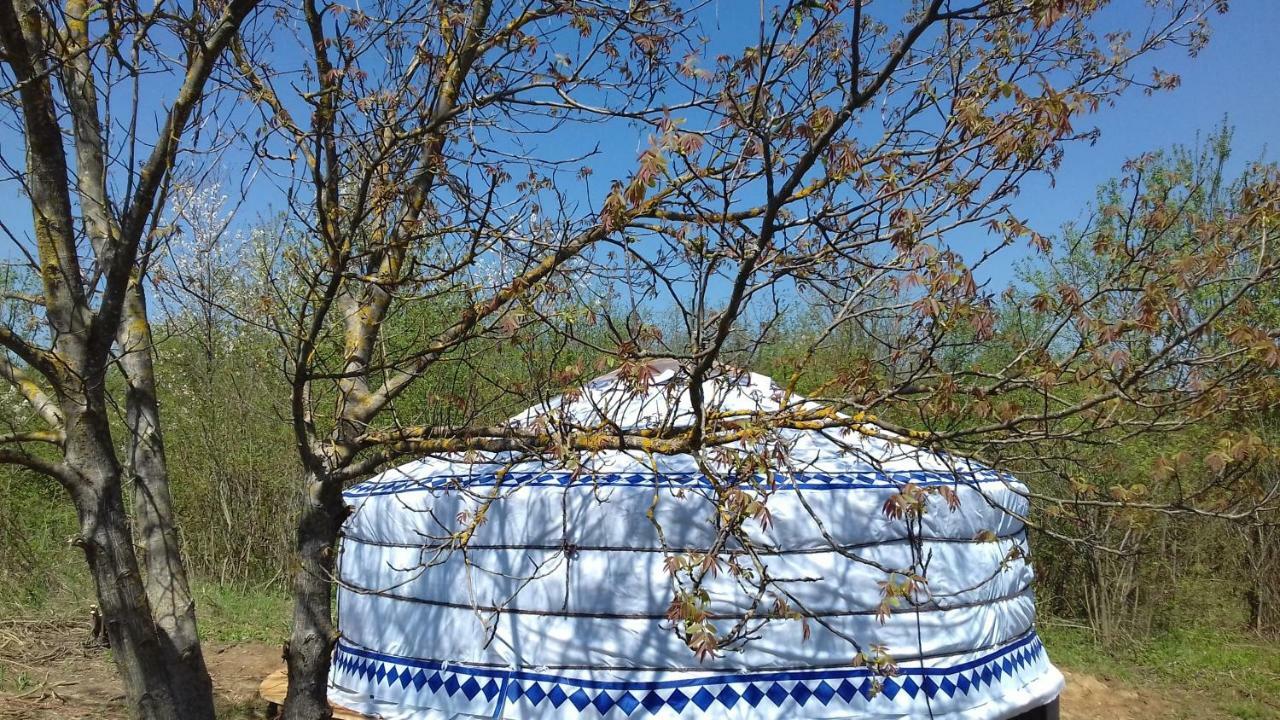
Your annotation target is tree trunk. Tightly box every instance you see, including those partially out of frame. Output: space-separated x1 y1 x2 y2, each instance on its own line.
71 477 187 720
60 384 215 720
283 471 347 720
119 284 216 719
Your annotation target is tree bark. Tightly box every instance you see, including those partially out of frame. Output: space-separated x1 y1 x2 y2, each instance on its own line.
282 471 347 720
63 395 200 720
119 284 216 719
73 485 189 720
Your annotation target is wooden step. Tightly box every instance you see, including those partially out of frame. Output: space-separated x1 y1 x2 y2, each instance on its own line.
258 667 370 719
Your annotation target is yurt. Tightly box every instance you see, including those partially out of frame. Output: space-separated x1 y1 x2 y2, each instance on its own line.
330 361 1063 719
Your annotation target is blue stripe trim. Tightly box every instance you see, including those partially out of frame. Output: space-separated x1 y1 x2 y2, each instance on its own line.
344 469 1016 499
333 629 1038 690
329 631 1051 715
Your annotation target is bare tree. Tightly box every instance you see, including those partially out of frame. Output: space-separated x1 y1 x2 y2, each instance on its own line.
236 0 711 713
228 0 1280 717
0 1 259 718
354 0 1280 657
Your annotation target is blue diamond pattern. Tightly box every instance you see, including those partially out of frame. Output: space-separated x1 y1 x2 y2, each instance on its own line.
590 691 614 713
568 689 591 711
741 683 765 707
615 691 640 715
902 676 920 698
691 688 716 711
921 677 939 698
641 691 665 713
716 685 741 709
344 468 1015 497
547 685 568 707
836 680 856 702
813 681 835 705
328 633 1053 715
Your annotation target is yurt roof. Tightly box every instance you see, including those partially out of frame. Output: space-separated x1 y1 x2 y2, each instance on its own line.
345 359 1008 500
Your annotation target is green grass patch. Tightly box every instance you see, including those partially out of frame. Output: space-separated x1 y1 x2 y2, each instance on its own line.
1134 628 1280 717
1042 620 1280 719
1038 622 1137 681
196 582 291 644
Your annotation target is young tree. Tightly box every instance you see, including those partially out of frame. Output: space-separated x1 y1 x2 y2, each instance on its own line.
233 1 1276 717
0 1 260 717
236 1 707 713
1000 129 1280 641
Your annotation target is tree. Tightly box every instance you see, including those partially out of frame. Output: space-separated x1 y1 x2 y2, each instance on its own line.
236 1 703 713
0 1 260 717
229 0 1280 717
994 126 1278 523
1003 127 1280 642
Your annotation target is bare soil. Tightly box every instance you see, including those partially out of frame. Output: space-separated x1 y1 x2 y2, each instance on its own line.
0 617 277 719
1058 669 1176 720
0 617 1226 719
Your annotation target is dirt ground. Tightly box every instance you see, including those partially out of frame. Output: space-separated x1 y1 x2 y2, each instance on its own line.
1057 669 1176 720
0 617 279 719
0 617 1213 719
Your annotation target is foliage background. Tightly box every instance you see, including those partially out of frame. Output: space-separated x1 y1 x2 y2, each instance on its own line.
0 130 1275 717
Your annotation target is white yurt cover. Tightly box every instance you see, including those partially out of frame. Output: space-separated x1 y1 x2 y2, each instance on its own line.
330 362 1063 719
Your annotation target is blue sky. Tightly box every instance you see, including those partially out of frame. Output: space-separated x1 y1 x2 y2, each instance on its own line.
1 2 1276 284
1011 1 1279 235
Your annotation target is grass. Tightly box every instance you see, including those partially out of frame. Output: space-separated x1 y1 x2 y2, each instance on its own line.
1 579 1277 718
1042 621 1280 719
195 582 292 644
187 593 1278 718
0 665 41 693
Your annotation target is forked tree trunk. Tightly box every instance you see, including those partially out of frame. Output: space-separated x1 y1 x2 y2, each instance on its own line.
73 484 184 720
64 401 210 720
0 0 254 715
283 472 347 720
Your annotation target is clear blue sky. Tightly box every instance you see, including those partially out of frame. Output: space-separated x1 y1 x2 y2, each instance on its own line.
1 2 1276 280
1010 1 1279 237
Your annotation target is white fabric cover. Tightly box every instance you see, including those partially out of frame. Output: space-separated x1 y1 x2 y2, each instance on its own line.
331 363 1063 719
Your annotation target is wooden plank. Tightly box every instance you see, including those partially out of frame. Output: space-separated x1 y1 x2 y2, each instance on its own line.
258 667 370 720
